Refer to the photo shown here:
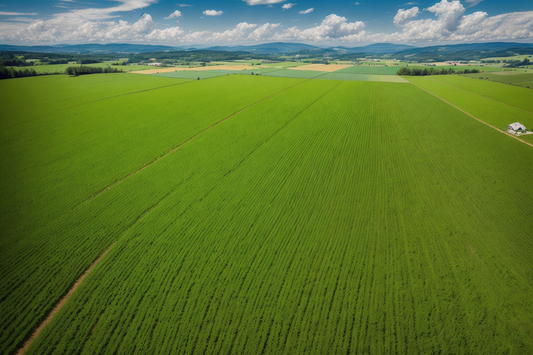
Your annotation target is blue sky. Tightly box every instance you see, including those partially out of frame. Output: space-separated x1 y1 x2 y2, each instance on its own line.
0 0 532 45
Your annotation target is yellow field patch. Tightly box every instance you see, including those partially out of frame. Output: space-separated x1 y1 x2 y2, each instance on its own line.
288 64 353 72
132 65 257 74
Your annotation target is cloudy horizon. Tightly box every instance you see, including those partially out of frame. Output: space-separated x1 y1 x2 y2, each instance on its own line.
0 0 531 46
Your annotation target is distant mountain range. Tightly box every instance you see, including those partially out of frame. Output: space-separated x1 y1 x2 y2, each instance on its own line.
1 41 532 55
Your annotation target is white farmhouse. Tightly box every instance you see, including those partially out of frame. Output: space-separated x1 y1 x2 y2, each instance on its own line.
508 122 526 131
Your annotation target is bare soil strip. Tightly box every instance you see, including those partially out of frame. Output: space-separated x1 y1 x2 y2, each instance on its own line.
287 64 353 72
91 79 312 199
427 76 533 114
410 81 533 148
16 243 116 355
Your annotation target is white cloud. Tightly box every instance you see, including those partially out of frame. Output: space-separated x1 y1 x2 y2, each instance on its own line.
384 0 533 42
51 0 158 21
354 2 360 5
164 10 182 20
276 14 365 41
394 7 419 27
0 1 531 45
0 11 38 16
299 8 314 14
465 0 484 8
203 9 223 16
282 3 296 10
178 3 192 7
243 0 287 5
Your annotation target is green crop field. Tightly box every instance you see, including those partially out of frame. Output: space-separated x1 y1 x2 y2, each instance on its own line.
406 76 533 132
316 72 409 82
425 75 533 112
462 72 533 88
153 71 229 79
1 74 532 355
261 62 308 68
262 69 327 79
335 65 399 75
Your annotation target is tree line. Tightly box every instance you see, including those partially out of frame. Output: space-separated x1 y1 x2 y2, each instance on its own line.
397 67 480 76
0 65 39 79
65 66 123 76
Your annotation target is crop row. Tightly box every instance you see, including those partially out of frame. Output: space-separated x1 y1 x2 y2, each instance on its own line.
0 78 338 355
0 75 302 249
406 76 533 130
23 81 533 354
425 75 533 112
315 73 409 82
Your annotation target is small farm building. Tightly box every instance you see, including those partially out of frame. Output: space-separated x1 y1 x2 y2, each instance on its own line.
508 122 526 131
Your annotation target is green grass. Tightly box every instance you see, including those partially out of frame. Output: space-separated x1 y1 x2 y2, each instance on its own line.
335 65 399 75
462 72 533 88
482 55 533 62
1 75 532 355
406 76 533 130
426 75 533 112
0 75 301 252
316 72 408 82
262 69 327 79
261 62 308 68
152 71 229 79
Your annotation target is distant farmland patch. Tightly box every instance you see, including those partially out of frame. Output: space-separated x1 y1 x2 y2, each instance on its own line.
316 73 408 82
335 65 399 75
287 64 353 72
462 72 533 88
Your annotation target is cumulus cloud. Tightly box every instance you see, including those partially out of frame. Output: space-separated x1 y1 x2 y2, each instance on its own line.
282 3 296 10
0 11 38 16
164 10 182 20
385 0 533 42
394 7 419 26
299 8 314 14
0 13 183 43
0 0 532 45
243 0 287 5
203 10 223 16
277 14 365 41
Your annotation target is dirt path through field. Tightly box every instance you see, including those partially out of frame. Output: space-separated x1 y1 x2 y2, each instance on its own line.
16 243 115 355
410 81 533 149
427 77 533 114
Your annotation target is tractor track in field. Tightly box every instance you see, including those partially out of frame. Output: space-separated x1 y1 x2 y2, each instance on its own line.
16 243 115 355
410 81 533 149
426 77 533 114
91 78 313 200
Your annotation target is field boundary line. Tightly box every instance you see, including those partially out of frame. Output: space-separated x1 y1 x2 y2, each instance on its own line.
409 81 533 149
426 76 533 114
16 243 116 355
91 79 312 199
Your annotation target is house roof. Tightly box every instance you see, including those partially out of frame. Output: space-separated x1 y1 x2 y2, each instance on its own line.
509 122 526 130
